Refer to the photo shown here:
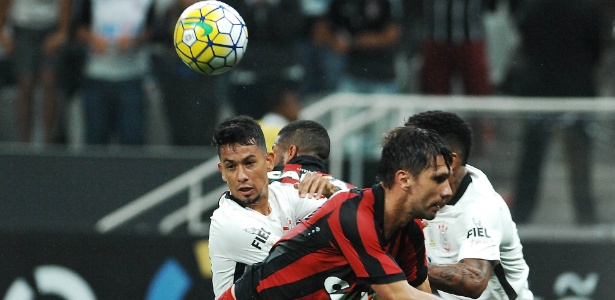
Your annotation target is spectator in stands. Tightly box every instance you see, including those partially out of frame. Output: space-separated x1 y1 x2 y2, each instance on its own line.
0 0 73 145
224 0 305 120
75 0 155 145
507 0 604 225
151 0 219 146
297 0 345 99
415 0 495 96
318 0 404 94
413 0 498 157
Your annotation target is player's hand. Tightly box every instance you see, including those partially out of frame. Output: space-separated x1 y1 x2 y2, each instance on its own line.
295 172 339 199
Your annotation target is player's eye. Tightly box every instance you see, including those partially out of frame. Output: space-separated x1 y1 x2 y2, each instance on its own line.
434 174 449 183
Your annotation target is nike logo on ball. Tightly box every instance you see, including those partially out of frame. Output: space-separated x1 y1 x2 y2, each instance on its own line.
184 21 213 36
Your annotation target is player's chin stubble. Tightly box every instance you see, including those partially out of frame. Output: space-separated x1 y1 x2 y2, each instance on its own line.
242 194 262 206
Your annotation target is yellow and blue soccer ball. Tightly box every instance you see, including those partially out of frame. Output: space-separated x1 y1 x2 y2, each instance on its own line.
174 1 248 75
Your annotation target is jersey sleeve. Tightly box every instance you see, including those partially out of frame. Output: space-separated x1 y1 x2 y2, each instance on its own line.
456 205 502 262
210 213 281 265
281 184 328 222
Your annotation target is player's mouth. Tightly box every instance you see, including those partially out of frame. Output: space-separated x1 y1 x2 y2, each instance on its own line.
238 186 254 197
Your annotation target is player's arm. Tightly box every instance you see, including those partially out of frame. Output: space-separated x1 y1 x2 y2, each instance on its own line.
371 280 442 300
294 171 340 198
415 277 432 293
428 258 495 299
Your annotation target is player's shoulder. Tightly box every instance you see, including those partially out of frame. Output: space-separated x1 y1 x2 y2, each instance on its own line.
330 186 362 199
211 193 251 221
268 181 299 194
463 165 503 204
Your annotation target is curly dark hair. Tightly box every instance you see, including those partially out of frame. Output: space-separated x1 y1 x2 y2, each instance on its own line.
404 110 472 165
213 115 267 154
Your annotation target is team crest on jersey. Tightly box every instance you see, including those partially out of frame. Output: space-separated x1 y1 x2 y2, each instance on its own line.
438 223 451 252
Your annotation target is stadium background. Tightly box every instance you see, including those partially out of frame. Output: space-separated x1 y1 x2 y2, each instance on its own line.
2 0 615 299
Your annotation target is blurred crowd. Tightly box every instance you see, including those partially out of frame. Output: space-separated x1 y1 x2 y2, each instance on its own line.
0 0 612 223
0 0 613 146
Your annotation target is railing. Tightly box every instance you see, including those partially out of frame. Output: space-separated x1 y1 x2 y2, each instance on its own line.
302 93 615 187
95 156 224 235
96 93 615 235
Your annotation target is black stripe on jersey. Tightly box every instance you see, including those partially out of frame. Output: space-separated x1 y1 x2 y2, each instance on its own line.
494 264 517 300
339 192 389 277
233 262 246 283
407 221 429 286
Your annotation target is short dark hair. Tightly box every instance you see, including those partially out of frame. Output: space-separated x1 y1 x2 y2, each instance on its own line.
213 115 267 154
378 126 452 189
404 110 472 165
276 120 330 161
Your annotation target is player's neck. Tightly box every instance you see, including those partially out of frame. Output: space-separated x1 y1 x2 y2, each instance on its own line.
246 196 271 215
450 166 467 196
382 188 412 239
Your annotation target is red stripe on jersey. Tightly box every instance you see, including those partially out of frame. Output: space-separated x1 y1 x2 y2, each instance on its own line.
328 189 406 280
257 249 350 290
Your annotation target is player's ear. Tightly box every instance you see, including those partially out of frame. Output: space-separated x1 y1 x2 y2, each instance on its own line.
287 145 298 163
397 169 414 191
451 152 461 169
218 163 228 182
266 151 275 171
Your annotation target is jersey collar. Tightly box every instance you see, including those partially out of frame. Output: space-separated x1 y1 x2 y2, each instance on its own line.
272 155 327 173
448 172 472 206
224 191 248 208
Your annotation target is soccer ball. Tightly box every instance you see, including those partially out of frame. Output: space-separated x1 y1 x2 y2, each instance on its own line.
174 1 248 75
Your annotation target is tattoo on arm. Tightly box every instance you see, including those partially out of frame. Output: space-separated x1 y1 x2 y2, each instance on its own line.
428 259 493 298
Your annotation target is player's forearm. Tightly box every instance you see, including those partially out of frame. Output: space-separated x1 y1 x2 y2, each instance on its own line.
371 281 442 300
428 261 489 299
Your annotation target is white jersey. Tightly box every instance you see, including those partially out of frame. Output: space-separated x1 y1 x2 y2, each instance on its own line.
209 182 327 299
425 165 534 300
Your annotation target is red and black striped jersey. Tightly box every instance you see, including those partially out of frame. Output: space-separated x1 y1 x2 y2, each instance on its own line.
233 184 428 299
